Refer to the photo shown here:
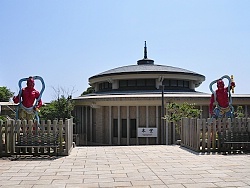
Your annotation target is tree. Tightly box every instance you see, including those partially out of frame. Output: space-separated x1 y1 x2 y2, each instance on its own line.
39 95 74 120
39 87 75 121
81 86 95 95
234 105 245 118
163 102 202 138
0 116 6 121
164 102 202 122
0 87 14 102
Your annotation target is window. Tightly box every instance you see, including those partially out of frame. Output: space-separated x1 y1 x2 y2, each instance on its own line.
184 81 189 88
178 80 183 87
98 82 112 91
170 80 177 87
121 119 127 138
104 82 109 88
146 79 155 86
163 79 170 87
137 79 145 86
113 118 137 138
113 119 118 137
128 80 136 87
119 80 127 87
119 79 156 90
162 79 191 91
130 119 136 138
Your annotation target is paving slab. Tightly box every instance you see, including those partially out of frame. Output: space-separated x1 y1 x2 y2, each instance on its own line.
0 145 250 187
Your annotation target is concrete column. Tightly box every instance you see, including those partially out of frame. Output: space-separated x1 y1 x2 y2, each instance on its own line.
109 106 112 145
208 104 212 118
90 107 93 142
118 106 121 145
190 81 195 90
94 85 98 92
74 107 79 144
76 107 80 134
200 105 203 119
85 106 88 145
95 108 103 144
112 80 119 89
81 107 85 145
146 105 149 145
156 106 159 144
245 105 248 117
127 106 130 146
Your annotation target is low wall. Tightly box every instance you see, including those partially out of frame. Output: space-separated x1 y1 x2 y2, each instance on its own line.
0 118 74 157
181 117 250 153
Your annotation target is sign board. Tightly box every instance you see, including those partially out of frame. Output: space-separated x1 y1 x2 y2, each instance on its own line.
137 128 157 137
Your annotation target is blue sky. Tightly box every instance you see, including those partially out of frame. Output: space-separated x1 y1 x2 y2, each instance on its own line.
1 0 250 103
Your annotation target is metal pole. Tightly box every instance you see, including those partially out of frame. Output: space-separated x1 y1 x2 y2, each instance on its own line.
85 106 88 146
166 103 168 145
161 85 165 144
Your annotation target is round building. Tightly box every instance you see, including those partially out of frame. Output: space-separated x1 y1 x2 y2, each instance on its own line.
74 42 250 146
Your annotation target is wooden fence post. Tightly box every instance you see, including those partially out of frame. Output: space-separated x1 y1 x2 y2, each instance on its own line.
5 120 10 154
65 119 69 155
10 120 15 155
196 119 202 152
59 120 64 154
201 119 206 152
181 117 189 146
65 118 73 155
247 118 250 132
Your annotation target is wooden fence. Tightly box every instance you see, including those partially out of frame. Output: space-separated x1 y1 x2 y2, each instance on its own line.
181 117 250 153
0 118 74 157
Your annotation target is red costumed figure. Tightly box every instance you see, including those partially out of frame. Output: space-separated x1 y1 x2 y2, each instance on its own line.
13 76 43 120
209 77 235 118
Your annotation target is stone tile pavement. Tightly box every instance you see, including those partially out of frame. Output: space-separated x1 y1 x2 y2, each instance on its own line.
0 145 250 188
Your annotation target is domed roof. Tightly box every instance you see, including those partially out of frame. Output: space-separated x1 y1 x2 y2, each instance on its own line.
90 41 205 80
89 64 204 80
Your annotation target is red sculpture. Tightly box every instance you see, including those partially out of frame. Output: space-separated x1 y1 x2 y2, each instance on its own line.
209 77 235 118
13 76 43 120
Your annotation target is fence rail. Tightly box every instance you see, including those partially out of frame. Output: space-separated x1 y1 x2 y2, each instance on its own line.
181 117 250 153
0 118 73 157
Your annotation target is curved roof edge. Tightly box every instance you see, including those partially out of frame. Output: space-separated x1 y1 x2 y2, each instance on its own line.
89 64 205 80
75 93 250 100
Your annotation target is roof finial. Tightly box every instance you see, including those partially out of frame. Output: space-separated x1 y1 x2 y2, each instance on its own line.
137 41 154 65
144 41 147 59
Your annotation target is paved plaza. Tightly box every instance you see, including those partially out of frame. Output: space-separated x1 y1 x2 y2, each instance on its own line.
0 145 250 188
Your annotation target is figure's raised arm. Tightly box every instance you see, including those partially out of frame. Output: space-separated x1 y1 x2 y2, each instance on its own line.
34 91 43 110
13 95 19 104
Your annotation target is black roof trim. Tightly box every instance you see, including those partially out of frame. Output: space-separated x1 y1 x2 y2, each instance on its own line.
89 70 205 80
